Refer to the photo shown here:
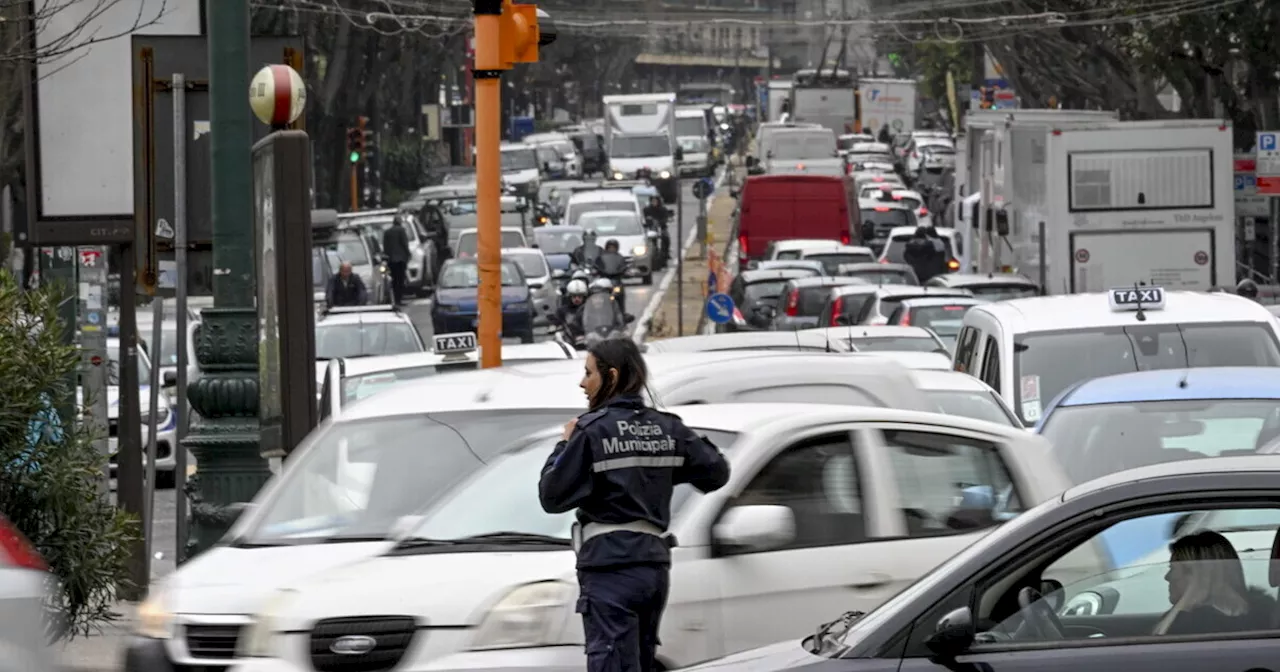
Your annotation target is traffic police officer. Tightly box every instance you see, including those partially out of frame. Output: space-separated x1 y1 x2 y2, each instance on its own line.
539 339 730 672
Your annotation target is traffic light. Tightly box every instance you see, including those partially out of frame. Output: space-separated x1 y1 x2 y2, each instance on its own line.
346 127 362 163
499 1 539 66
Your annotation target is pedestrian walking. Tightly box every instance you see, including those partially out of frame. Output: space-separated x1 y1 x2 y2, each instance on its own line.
539 339 730 672
326 261 368 308
382 216 413 305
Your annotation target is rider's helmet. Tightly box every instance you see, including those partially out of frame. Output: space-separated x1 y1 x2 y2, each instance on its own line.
570 269 591 282
589 278 614 294
1237 278 1259 299
582 230 598 245
605 239 620 252
567 279 588 297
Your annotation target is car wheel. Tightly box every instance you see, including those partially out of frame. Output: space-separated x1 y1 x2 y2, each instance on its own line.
157 469 175 490
642 272 653 285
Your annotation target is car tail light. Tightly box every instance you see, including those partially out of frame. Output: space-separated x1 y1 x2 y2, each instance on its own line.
829 296 844 326
785 289 800 317
732 307 746 325
738 234 748 258
874 207 890 212
898 311 911 326
948 259 961 271
0 516 46 571
840 232 850 245
845 162 852 175
943 305 966 311
796 163 806 170
879 258 889 264
918 208 929 217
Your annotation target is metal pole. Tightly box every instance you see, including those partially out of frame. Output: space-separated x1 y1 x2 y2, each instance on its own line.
117 243 146 600
676 183 684 335
1037 221 1047 295
474 3 503 368
144 297 163 569
697 194 708 259
349 165 358 212
172 72 190 561
1271 197 1279 284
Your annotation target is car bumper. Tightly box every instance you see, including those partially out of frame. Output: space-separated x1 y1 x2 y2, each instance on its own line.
433 311 535 335
109 421 178 474
416 646 585 671
122 636 178 672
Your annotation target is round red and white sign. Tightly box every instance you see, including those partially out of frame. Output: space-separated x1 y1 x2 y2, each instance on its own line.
1075 249 1090 263
249 64 306 127
1194 251 1209 266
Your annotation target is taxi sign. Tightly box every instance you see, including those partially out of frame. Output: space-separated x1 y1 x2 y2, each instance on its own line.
434 332 477 354
1108 286 1165 311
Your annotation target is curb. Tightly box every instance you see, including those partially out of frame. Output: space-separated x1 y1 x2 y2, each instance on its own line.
633 168 729 343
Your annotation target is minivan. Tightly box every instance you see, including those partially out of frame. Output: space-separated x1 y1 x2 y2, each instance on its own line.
735 174 857 271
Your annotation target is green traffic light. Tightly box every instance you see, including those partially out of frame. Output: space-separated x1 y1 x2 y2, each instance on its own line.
349 151 360 163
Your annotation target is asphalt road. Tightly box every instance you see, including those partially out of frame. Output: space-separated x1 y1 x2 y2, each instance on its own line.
402 177 711 344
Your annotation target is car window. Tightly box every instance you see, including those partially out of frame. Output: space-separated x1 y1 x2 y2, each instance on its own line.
321 232 370 266
844 270 918 286
507 253 548 279
719 432 865 554
578 212 644 237
979 506 1280 645
107 347 151 385
776 250 802 260
927 390 1018 426
438 261 523 288
954 326 981 374
882 235 955 263
860 208 914 233
457 231 525 255
882 429 1023 537
341 364 479 404
743 280 790 305
980 336 1002 395
315 323 423 359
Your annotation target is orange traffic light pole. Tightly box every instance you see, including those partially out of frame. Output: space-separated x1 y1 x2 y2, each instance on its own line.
473 0 539 368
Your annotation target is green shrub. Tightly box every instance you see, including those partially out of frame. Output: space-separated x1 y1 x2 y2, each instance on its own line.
0 270 140 640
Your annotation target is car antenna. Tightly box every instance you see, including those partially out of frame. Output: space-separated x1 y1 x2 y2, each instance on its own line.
1132 281 1147 322
820 325 831 352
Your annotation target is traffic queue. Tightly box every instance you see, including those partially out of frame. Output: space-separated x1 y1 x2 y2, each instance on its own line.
120 118 1280 672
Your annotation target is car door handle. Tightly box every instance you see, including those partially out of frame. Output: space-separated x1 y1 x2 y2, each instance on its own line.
848 573 892 590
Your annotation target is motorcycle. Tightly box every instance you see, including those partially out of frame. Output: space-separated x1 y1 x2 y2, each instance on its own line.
643 212 673 271
595 255 630 313
576 291 635 349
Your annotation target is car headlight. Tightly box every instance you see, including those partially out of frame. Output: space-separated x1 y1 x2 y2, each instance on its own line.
135 583 174 639
470 581 575 651
658 170 671 179
238 589 298 658
140 404 171 428
612 171 624 180
632 245 647 257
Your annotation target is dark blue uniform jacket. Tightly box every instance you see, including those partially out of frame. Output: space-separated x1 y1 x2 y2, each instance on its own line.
538 395 730 569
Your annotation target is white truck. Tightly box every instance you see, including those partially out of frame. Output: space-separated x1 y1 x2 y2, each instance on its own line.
790 69 857 138
602 92 680 203
766 79 793 122
954 109 1119 272
858 78 917 138
989 119 1236 294
675 105 714 177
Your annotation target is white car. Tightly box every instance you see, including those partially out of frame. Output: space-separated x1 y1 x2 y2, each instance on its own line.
562 187 644 228
523 133 583 179
230 404 1068 671
502 247 558 321
576 210 655 284
104 337 180 487
314 306 425 367
906 136 955 175
499 143 541 197
453 227 528 259
876 225 962 272
811 325 952 354
0 514 56 672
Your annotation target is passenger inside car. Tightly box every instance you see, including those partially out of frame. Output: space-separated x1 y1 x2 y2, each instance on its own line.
1156 530 1271 635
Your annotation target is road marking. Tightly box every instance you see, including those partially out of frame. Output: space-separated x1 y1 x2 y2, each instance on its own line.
634 168 729 344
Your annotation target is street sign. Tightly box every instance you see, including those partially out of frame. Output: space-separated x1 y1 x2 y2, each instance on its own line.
691 178 714 199
706 293 735 324
1256 132 1280 195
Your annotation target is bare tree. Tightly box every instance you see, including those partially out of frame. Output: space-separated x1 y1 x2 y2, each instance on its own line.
2 0 167 63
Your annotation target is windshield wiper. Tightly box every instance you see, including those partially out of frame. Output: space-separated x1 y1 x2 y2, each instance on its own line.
321 534 388 543
806 610 866 654
452 531 572 546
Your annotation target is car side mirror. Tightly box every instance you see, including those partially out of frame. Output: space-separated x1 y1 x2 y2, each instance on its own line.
925 607 974 658
624 313 636 324
713 504 795 553
995 209 1011 237
674 147 684 161
162 370 177 386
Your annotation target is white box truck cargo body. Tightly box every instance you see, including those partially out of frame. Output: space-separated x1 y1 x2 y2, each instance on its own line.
858 79 917 137
767 80 793 122
603 92 679 202
992 119 1235 294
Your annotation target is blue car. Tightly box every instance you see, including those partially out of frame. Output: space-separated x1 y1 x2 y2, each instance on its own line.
532 225 584 283
1035 366 1280 567
431 258 537 343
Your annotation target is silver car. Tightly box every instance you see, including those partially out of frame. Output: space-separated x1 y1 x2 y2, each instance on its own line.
502 247 557 324
576 210 655 284
0 514 55 672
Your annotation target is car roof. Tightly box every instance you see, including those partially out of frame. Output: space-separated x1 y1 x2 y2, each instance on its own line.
568 190 636 203
791 276 866 288
536 225 585 234
803 245 874 256
969 290 1274 333
839 262 913 273
772 238 843 251
911 368 996 390
738 268 816 283
501 247 544 257
500 143 535 152
1058 367 1280 407
858 199 912 211
457 227 526 236
865 351 953 371
643 332 853 353
1063 456 1280 502
874 285 974 299
932 273 1036 288
337 342 575 377
666 403 1025 439
316 309 413 326
755 260 827 273
811 325 937 340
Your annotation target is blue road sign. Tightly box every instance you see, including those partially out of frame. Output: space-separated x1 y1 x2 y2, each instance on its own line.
1261 133 1277 151
86 310 101 325
706 293 735 324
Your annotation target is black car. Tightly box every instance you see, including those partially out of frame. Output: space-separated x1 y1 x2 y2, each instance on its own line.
563 127 607 176
721 268 821 333
680 456 1280 671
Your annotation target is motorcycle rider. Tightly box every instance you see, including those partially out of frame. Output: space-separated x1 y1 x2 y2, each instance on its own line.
642 195 670 268
596 239 629 314
1237 278 1260 301
902 226 948 283
552 279 590 341
572 230 603 268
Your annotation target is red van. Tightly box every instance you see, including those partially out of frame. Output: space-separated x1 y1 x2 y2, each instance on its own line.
736 174 857 271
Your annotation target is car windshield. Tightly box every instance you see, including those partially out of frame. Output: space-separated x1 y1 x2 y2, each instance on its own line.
804 252 873 274
1039 399 1280 485
1015 323 1280 425
744 280 789 305
108 347 151 385
318 232 369 266
771 133 835 160
678 136 708 152
675 117 706 138
568 202 635 227
579 212 644 237
582 293 620 333
409 430 740 541
850 336 942 354
906 305 973 341
501 148 538 171
341 365 477 404
244 410 577 544
456 231 526 256
965 284 1039 301
611 135 670 159
139 328 181 367
315 323 423 359
534 229 583 255
846 270 916 286
928 390 1017 426
507 253 547 279
438 262 523 288
882 235 955 263
860 209 914 234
